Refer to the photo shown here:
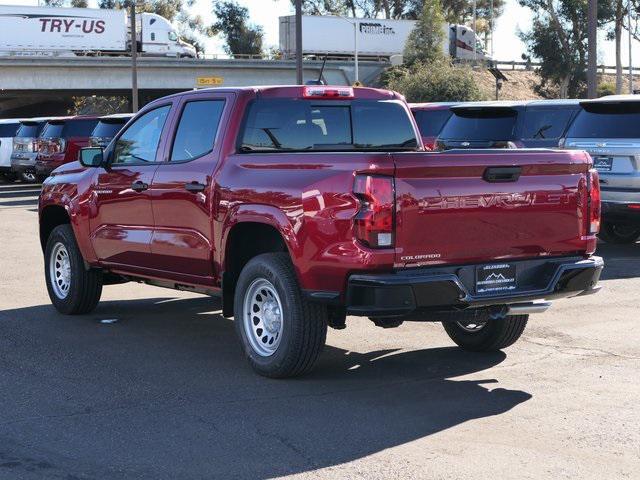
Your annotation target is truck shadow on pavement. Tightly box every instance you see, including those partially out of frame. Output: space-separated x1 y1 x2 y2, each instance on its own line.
0 296 532 480
596 241 640 280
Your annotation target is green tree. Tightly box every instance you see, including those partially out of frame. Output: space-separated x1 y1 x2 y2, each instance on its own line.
518 0 614 98
384 59 484 102
404 0 446 65
211 1 264 56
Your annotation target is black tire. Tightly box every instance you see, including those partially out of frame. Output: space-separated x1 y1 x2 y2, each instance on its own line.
234 252 328 378
442 314 528 352
1 172 17 182
597 221 640 244
44 224 103 315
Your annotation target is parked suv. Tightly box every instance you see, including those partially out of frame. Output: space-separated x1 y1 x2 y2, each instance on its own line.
39 86 602 378
11 118 51 183
89 113 134 148
564 95 640 243
436 100 581 150
34 116 100 180
0 118 22 181
409 103 456 150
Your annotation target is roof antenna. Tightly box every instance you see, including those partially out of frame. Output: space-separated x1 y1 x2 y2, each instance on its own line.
305 54 327 85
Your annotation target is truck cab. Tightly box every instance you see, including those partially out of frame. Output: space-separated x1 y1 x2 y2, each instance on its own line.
138 13 197 58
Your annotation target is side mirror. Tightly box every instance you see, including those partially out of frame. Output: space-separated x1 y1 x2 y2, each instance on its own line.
79 147 104 168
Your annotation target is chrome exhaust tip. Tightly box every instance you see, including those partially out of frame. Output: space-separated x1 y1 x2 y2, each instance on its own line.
506 302 552 316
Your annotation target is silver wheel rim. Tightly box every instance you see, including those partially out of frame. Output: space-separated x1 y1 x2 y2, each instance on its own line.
23 171 36 182
456 320 487 333
243 278 283 357
49 242 71 299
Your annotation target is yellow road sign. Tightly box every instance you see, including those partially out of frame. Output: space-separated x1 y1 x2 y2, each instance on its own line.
196 76 224 87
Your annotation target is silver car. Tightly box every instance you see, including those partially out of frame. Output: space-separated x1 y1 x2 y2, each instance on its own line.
564 95 640 244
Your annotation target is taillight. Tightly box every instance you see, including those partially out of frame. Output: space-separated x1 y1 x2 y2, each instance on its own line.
38 138 66 155
353 174 394 248
588 169 601 235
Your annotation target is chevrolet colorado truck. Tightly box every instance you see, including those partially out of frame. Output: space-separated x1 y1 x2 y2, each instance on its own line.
39 86 603 378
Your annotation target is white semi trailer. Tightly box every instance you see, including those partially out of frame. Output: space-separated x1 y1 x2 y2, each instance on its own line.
0 5 196 58
279 15 492 62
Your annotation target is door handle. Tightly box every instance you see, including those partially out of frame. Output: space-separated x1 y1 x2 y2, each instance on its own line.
184 181 206 193
483 166 522 183
131 181 149 192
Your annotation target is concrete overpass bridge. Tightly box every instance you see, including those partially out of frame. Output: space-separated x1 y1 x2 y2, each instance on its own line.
0 57 388 117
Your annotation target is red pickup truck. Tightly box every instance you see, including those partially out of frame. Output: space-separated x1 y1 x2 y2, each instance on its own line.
39 86 603 378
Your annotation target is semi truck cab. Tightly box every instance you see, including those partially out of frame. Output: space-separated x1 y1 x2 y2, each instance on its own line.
137 13 197 58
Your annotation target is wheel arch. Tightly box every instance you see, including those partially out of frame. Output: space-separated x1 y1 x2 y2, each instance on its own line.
220 209 300 317
39 204 72 253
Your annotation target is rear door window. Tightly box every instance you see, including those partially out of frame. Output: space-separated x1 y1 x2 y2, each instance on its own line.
240 99 418 151
412 109 453 136
567 103 640 138
0 122 21 137
439 108 518 141
170 100 225 161
521 107 575 140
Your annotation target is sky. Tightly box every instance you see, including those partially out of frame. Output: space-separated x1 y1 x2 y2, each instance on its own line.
4 0 640 66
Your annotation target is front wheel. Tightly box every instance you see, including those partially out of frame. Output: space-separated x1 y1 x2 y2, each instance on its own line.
45 225 103 314
234 253 328 378
442 314 528 352
597 221 640 244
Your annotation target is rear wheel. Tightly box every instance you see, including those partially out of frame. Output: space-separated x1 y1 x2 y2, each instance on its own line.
442 314 528 351
234 252 328 378
20 170 37 183
45 225 103 315
598 221 640 244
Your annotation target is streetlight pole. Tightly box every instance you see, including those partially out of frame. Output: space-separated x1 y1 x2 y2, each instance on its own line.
295 0 303 84
473 0 477 61
353 19 359 84
629 0 634 93
129 1 138 112
587 0 597 98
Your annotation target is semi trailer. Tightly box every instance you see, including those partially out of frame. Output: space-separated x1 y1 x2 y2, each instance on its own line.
279 15 492 62
0 5 196 58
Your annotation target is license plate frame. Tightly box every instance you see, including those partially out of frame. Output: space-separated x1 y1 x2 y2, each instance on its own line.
476 263 517 295
593 156 613 172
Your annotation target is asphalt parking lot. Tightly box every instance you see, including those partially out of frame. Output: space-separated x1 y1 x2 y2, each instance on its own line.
0 180 639 480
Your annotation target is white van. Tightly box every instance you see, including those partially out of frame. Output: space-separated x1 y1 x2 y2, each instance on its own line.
0 119 23 181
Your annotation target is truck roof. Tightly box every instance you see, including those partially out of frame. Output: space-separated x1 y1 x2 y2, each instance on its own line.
160 85 402 102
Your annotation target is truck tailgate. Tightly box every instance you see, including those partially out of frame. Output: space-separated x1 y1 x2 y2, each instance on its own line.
392 150 593 267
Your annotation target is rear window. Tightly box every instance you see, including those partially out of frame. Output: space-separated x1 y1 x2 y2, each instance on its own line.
41 119 99 138
520 107 576 140
16 122 44 138
567 103 640 138
412 109 453 137
92 119 129 139
0 122 21 137
439 108 518 141
239 99 418 152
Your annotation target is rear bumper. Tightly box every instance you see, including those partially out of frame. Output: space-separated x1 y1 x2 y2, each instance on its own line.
346 256 603 317
602 201 640 225
35 155 66 176
11 154 36 174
